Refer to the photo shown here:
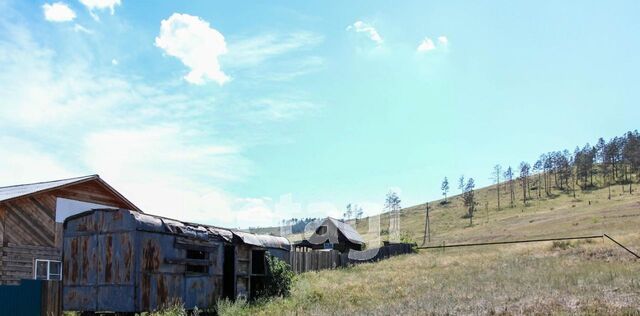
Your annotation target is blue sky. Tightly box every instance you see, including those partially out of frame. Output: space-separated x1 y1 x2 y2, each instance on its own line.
1 0 639 228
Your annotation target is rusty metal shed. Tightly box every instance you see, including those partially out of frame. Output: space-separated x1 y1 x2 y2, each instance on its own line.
62 208 290 313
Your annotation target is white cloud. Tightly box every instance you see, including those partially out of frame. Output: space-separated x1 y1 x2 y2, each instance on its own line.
224 32 324 68
417 37 436 52
438 36 449 45
82 126 252 225
73 23 92 34
42 2 76 22
111 58 118 65
155 13 230 85
346 21 383 45
79 0 120 15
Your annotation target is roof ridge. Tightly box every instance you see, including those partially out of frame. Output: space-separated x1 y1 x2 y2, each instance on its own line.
0 174 98 190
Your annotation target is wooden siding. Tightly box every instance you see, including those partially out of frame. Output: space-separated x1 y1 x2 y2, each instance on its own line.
0 243 60 285
0 179 137 285
3 195 56 247
52 180 132 209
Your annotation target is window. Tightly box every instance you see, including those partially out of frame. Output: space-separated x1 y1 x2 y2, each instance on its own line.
34 259 62 280
251 250 266 275
185 249 208 274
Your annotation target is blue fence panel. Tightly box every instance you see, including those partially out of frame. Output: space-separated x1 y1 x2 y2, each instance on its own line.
0 279 43 316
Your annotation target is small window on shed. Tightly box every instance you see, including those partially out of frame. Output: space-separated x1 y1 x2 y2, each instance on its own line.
185 249 208 274
316 225 327 235
186 249 207 260
251 250 266 275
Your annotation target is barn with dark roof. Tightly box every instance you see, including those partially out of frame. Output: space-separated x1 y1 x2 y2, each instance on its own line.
295 217 365 253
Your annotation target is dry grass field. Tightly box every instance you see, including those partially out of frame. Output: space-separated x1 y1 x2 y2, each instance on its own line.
219 234 640 315
224 178 640 315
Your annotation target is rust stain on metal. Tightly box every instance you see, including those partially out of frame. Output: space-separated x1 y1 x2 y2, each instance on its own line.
157 275 168 304
123 234 132 282
71 238 79 282
82 237 89 282
141 274 150 310
142 239 160 271
105 235 113 283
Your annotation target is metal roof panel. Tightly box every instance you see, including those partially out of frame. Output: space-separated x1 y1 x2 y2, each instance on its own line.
0 175 96 203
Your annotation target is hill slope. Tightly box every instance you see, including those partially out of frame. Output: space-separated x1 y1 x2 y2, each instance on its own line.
267 175 640 249
220 233 640 315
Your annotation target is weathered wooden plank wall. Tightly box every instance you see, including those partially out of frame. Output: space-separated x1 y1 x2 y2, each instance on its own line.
1 244 60 285
41 280 62 316
289 243 413 274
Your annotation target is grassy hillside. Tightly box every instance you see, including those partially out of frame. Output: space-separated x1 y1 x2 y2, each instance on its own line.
276 174 640 249
217 177 640 315
219 233 640 315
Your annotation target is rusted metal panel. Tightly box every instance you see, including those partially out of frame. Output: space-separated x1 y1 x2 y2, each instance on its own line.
97 285 135 312
97 233 134 285
184 276 221 309
63 235 98 286
63 286 97 311
139 273 184 311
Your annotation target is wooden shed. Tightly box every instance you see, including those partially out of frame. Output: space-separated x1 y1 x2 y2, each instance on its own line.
0 175 140 285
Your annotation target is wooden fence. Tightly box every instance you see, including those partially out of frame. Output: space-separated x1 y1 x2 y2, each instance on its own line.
0 279 62 316
289 243 414 273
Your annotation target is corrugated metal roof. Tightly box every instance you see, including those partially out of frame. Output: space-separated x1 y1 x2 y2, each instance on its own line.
113 209 288 248
325 217 365 245
0 175 97 203
232 230 291 251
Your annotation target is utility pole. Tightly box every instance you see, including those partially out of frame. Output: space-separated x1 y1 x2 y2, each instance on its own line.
422 202 430 245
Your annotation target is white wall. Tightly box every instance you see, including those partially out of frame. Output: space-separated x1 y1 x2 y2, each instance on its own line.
55 197 117 223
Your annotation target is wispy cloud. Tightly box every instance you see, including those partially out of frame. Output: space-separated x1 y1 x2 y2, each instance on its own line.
42 2 76 22
155 13 230 85
79 0 121 20
224 31 324 68
73 23 93 34
346 21 383 45
244 96 318 122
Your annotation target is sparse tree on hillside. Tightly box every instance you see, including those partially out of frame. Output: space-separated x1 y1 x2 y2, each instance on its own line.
575 143 596 189
458 175 465 199
463 178 476 226
385 191 402 240
355 205 364 223
344 204 353 221
543 153 553 195
492 165 502 211
623 130 640 194
504 166 515 207
519 162 530 203
533 158 543 199
441 177 450 203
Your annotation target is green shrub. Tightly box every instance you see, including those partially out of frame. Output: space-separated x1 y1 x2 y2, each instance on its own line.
258 255 295 298
399 231 418 252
